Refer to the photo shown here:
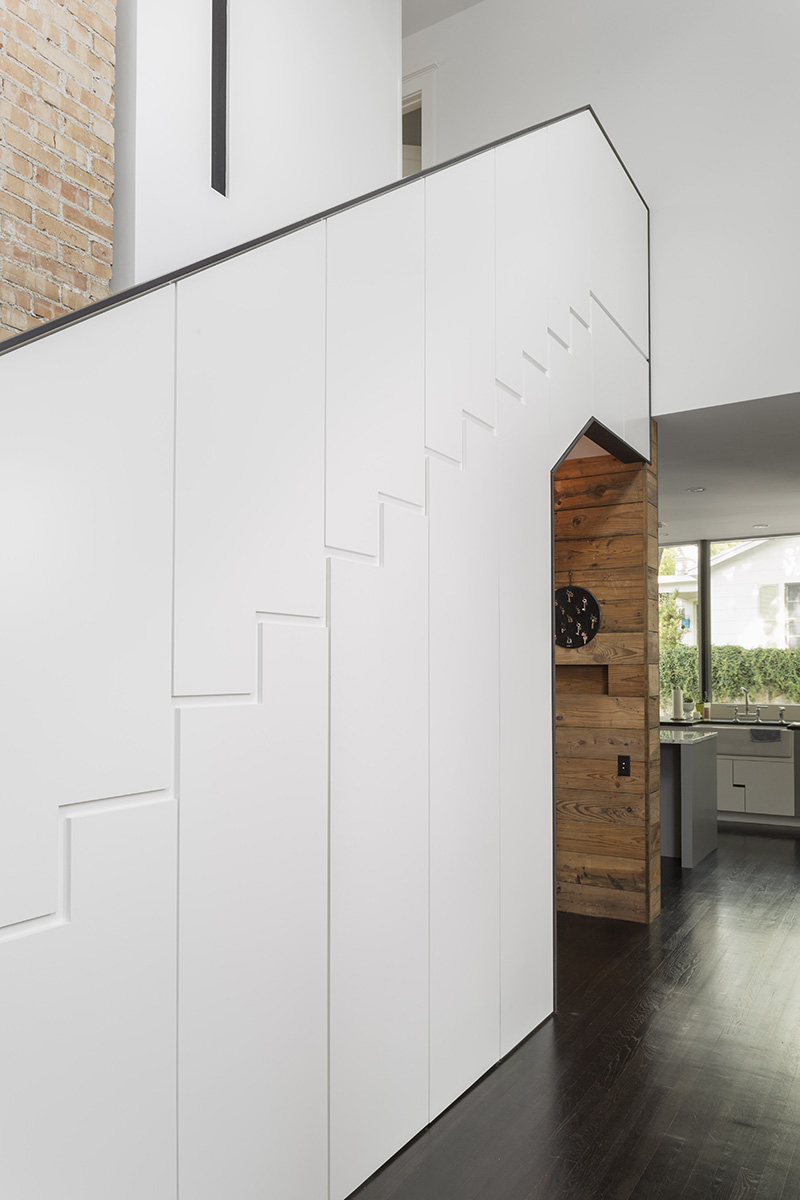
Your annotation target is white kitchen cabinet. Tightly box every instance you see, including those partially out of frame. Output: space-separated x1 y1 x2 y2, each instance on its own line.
733 759 795 817
717 757 745 812
716 753 796 818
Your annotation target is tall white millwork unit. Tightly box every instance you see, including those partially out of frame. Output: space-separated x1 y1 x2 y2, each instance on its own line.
0 101 649 1200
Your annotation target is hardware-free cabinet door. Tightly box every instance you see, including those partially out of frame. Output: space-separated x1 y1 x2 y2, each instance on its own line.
717 758 745 812
734 760 795 817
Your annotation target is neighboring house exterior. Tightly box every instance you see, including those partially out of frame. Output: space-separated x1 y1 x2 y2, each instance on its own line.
0 0 115 339
660 535 800 650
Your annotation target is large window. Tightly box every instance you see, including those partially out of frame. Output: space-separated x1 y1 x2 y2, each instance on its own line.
787 583 800 650
710 536 800 704
659 535 800 712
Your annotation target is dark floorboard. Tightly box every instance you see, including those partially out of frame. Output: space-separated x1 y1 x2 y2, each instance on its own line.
350 827 800 1200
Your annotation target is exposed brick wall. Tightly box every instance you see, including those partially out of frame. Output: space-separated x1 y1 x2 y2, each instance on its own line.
0 0 116 340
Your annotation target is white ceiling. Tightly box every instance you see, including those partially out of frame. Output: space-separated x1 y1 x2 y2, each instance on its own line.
656 394 800 546
403 0 484 38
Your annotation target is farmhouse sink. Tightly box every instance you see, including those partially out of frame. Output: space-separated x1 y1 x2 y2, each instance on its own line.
704 723 793 757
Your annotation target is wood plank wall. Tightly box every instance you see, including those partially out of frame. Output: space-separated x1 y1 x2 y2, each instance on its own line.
553 425 660 923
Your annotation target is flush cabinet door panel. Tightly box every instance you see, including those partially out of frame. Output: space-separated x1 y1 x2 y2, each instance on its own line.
717 757 745 812
734 760 795 817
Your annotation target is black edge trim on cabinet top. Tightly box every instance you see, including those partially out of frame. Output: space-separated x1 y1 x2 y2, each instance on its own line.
583 417 647 465
0 103 650 360
551 416 648 476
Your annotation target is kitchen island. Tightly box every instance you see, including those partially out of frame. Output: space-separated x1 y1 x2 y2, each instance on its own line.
660 728 718 868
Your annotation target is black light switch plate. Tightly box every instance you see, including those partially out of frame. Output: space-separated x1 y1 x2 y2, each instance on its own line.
618 755 631 777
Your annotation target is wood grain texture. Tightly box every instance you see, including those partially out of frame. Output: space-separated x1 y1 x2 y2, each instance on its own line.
554 453 642 481
555 505 642 540
595 603 645 634
607 664 648 696
557 851 647 892
646 498 658 539
556 790 645 826
556 817 646 858
555 633 644 666
554 568 644 601
557 880 647 921
555 726 646 760
556 757 644 794
649 663 659 698
647 533 659 570
554 664 608 695
554 533 644 572
553 469 643 511
647 566 658 600
555 695 644 729
646 470 658 506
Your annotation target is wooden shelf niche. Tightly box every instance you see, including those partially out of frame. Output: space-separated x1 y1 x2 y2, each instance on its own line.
554 426 660 924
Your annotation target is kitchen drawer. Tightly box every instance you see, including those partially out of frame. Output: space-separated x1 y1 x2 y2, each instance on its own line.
733 759 795 817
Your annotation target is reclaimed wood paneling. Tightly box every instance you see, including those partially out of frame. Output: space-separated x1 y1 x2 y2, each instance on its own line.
555 695 644 729
557 816 646 858
555 505 643 540
553 471 642 511
607 664 648 696
555 533 644 573
649 663 660 698
556 789 645 826
555 727 646 759
556 881 647 922
554 633 644 667
555 569 644 599
557 851 647 892
556 758 645 794
554 433 660 925
555 455 644 481
554 665 608 695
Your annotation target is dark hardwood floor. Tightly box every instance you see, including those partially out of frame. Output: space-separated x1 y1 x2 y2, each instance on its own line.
351 826 800 1200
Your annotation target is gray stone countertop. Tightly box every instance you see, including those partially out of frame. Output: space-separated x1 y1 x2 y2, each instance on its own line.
659 728 719 745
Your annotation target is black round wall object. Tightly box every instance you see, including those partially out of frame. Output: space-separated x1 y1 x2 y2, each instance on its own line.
554 585 602 649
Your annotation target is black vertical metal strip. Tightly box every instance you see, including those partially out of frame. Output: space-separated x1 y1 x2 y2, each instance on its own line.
211 0 228 195
698 540 712 702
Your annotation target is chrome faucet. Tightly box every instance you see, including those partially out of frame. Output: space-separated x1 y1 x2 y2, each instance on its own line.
739 687 752 717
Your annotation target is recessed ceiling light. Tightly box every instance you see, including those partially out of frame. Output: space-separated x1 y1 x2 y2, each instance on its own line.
752 523 769 529
686 486 706 493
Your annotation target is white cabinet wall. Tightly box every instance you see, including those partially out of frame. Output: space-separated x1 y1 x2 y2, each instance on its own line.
0 111 649 1200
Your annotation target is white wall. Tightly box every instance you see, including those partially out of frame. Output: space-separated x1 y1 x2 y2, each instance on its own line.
0 111 648 1200
403 0 800 418
114 0 402 287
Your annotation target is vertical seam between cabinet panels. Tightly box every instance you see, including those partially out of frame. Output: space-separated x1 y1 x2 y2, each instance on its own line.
170 285 178 701
324 220 333 1200
326 562 333 1200
424 178 432 1126
493 149 503 1062
323 220 329 554
172 282 181 1200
